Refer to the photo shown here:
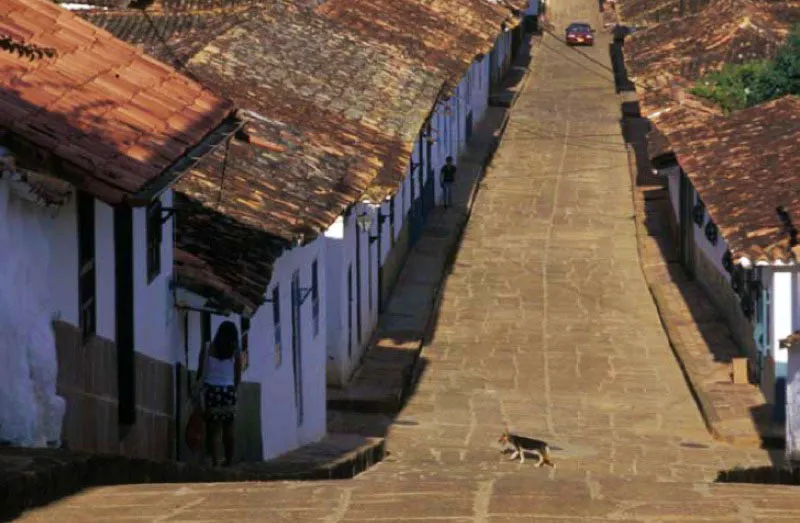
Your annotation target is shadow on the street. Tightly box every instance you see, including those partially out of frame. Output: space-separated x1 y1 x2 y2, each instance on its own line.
716 455 799 485
326 29 537 451
609 40 785 464
610 41 636 93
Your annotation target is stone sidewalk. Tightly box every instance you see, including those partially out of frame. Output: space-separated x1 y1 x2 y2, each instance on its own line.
327 35 540 416
623 110 785 449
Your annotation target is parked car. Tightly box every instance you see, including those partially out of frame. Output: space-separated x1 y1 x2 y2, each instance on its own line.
565 22 595 46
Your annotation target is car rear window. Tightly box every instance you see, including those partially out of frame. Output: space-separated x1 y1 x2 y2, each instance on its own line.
568 24 591 31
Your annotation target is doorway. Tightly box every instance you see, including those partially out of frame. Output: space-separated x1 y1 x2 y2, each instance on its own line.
291 271 304 426
347 264 353 358
678 171 695 279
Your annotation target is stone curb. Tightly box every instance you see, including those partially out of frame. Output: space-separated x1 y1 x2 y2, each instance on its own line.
624 141 770 449
0 437 384 520
624 140 726 444
646 282 726 441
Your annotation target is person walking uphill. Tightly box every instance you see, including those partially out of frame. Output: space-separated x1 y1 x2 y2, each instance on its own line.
441 156 457 208
196 321 242 467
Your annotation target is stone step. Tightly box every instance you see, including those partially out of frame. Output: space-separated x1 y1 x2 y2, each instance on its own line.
0 434 385 520
238 433 385 480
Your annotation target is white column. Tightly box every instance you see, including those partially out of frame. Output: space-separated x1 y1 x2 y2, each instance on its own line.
783 335 800 461
775 271 794 365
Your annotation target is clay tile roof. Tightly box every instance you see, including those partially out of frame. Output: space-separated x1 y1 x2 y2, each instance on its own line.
624 0 800 85
77 0 262 67
176 116 362 242
71 0 512 310
662 96 800 266
643 93 720 162
0 0 233 205
173 200 288 316
617 0 715 25
316 0 517 95
315 0 518 198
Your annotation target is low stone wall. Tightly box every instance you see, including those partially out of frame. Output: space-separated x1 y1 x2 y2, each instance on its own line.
54 321 173 460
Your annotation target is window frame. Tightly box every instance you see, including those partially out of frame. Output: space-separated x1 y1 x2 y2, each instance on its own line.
146 199 162 283
311 259 320 338
77 191 96 343
240 316 250 371
272 286 282 367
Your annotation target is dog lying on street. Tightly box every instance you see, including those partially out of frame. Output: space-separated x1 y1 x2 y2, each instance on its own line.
498 427 556 467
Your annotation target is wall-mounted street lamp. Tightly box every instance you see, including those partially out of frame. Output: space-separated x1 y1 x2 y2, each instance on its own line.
357 212 379 243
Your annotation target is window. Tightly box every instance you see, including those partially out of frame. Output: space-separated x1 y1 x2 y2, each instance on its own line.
272 286 282 367
290 271 304 425
347 264 353 357
240 316 250 371
311 259 320 338
77 191 96 342
443 110 450 160
390 195 396 245
201 311 211 347
146 199 162 283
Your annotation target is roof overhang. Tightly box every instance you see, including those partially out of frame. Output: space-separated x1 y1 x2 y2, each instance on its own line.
126 112 244 207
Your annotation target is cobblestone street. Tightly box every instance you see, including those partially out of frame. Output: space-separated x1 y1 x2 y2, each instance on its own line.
19 0 797 520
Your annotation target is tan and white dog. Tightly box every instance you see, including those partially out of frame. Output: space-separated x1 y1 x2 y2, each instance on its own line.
498 427 556 467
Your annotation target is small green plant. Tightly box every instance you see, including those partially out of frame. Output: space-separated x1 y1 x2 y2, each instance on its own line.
689 25 800 112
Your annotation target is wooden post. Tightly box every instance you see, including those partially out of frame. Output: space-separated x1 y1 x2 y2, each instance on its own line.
732 357 749 385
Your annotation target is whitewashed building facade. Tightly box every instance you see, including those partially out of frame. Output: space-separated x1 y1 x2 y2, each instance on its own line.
0 0 235 458
651 96 800 422
174 233 329 460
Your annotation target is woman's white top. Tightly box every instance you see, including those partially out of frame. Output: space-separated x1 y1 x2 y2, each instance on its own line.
204 348 235 387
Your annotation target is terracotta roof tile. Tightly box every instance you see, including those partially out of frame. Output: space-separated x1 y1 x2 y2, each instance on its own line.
661 96 800 266
315 0 518 197
0 0 233 204
173 196 289 316
625 0 800 85
617 0 715 25
317 0 516 94
72 0 514 309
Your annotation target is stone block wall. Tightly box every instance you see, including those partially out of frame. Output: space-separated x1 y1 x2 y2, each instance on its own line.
54 321 174 460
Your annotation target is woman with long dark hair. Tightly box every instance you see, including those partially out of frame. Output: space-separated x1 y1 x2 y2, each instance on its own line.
196 320 242 466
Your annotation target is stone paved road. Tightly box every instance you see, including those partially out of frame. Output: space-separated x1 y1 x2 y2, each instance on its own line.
20 0 791 521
